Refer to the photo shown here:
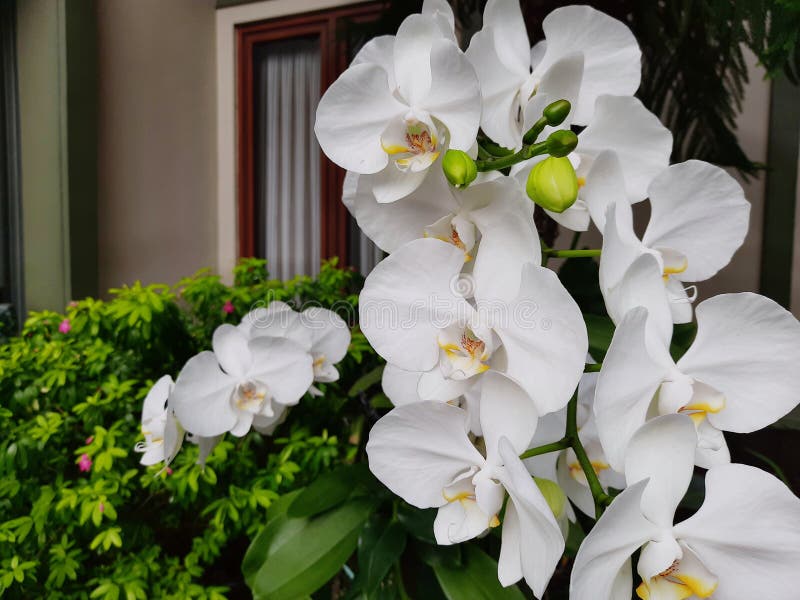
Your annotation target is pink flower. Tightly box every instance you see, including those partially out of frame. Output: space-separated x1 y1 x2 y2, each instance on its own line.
98 502 105 513
85 436 94 445
222 300 235 314
58 319 71 334
165 467 173 476
78 454 92 473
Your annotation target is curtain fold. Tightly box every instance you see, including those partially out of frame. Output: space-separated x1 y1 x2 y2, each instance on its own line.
256 38 321 280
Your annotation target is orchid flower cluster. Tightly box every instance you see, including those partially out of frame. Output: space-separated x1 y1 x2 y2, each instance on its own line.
311 0 800 598
134 301 350 468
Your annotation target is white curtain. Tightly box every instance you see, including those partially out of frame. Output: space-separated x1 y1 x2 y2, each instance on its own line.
257 38 321 279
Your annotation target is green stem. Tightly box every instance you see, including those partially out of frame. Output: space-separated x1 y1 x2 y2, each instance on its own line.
583 363 602 373
566 394 610 519
569 231 582 251
543 249 601 258
394 561 410 600
519 438 572 460
475 141 549 172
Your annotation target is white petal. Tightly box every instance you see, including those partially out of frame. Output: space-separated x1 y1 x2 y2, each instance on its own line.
470 182 541 304
422 0 456 41
497 499 524 586
545 202 591 231
372 162 431 204
624 414 697 529
665 277 695 324
315 63 407 173
674 463 800 599
482 0 531 76
423 39 482 151
577 96 672 202
342 169 457 253
582 151 628 233
239 301 313 350
382 364 425 406
479 371 539 464
497 439 564 598
556 451 595 518
163 411 184 466
359 238 468 371
142 375 173 423
594 307 671 472
637 536 683 581
536 6 641 124
694 420 731 469
393 14 443 104
642 161 750 282
351 35 396 89
366 401 483 508
523 53 585 132
417 368 475 402
191 433 223 466
301 307 351 364
434 497 491 544
248 337 314 407
213 324 252 377
466 25 526 150
170 352 237 437
570 480 658 600
523 412 566 482
252 408 288 436
677 293 800 432
494 264 588 415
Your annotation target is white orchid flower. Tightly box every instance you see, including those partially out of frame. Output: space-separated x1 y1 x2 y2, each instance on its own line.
359 237 587 415
170 324 313 438
240 301 351 384
466 2 640 150
571 414 800 600
594 293 800 471
511 96 672 231
598 154 750 323
315 6 480 203
186 433 223 468
525 367 625 518
135 375 184 467
367 371 564 597
345 170 543 301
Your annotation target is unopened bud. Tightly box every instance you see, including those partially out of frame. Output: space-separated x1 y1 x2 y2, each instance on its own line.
442 150 477 188
526 156 579 213
546 130 578 158
535 477 567 519
543 99 571 126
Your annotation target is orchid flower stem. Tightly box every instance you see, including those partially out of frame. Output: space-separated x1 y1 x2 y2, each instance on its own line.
569 231 582 251
475 140 549 172
543 249 601 258
394 561 410 600
518 438 572 460
567 394 611 519
584 363 602 373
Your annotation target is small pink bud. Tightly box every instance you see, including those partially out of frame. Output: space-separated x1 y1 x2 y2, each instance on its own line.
68 301 79 308
58 319 71 334
98 502 105 513
165 467 173 475
85 436 94 445
78 454 92 473
222 300 235 314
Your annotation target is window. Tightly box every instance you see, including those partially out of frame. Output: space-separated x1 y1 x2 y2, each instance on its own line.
235 2 384 279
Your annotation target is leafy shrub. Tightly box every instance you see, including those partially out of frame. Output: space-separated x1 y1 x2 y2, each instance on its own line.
0 259 380 599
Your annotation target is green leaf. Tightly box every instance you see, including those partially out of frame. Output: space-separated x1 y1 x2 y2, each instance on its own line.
245 497 378 600
288 464 374 519
432 545 526 600
396 503 437 544
670 322 697 361
242 490 304 583
348 365 384 397
558 257 606 315
361 520 406 595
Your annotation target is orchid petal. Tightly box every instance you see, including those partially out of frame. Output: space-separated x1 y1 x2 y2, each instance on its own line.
239 302 313 350
674 464 800 599
366 401 483 508
418 368 475 402
315 63 407 173
393 14 440 105
677 293 800 432
301 307 351 364
537 6 641 124
212 324 252 378
342 169 457 253
497 499 524 586
582 151 629 233
495 263 587 415
352 35 396 90
422 0 457 41
570 480 658 600
372 162 431 204
359 238 468 372
483 0 531 77
480 371 539 465
643 161 750 282
248 337 314 407
171 352 237 437
545 202 591 231
142 375 173 423
497 438 564 597
382 363 425 406
578 96 672 202
434 495 492 544
523 53 584 133
624 414 697 529
594 307 671 472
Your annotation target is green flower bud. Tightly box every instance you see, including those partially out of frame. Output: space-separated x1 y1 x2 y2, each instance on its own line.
543 99 571 126
442 150 477 188
535 478 567 519
546 130 578 158
525 156 579 213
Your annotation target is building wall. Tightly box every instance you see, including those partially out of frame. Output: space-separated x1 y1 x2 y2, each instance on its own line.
96 0 217 291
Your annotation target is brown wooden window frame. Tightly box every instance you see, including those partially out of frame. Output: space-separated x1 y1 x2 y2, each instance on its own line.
235 2 384 264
